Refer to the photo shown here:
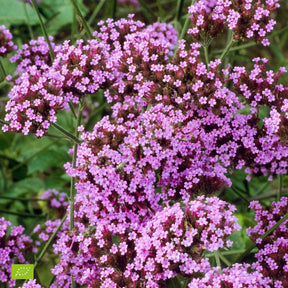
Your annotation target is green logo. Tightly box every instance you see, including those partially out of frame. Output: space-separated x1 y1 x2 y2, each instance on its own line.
11 264 34 279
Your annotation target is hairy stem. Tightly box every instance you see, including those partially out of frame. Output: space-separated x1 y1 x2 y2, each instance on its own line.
174 0 195 56
51 123 82 144
31 0 54 61
220 37 235 61
70 0 93 39
34 213 68 269
69 103 83 288
88 0 106 26
175 0 184 22
204 46 209 67
0 209 46 218
23 1 34 39
236 211 288 263
0 59 6 81
277 174 283 201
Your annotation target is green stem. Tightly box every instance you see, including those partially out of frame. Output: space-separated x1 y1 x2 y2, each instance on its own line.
218 252 232 267
212 42 256 55
175 0 184 22
0 119 9 126
23 1 34 39
0 209 46 218
51 123 82 144
0 59 6 81
219 37 235 61
30 0 54 61
214 250 221 268
34 212 68 270
0 195 49 201
156 0 163 21
173 0 195 56
278 174 283 201
70 103 83 231
69 101 77 119
88 0 106 26
70 0 93 39
236 211 288 263
204 46 209 67
230 186 250 204
71 9 77 44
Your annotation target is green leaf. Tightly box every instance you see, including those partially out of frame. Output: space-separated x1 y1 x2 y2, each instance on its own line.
27 145 70 175
45 173 70 190
0 131 15 150
7 177 45 197
0 0 39 27
41 0 89 35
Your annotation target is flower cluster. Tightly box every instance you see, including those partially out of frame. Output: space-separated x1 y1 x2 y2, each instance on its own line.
33 189 69 242
189 0 279 45
0 218 37 287
133 196 240 287
230 58 288 179
247 197 288 288
10 36 56 75
21 279 43 288
188 264 271 287
50 193 240 287
0 25 16 57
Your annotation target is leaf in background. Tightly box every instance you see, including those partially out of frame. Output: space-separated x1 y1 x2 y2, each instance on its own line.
27 145 70 175
45 172 70 190
40 0 89 35
0 131 15 150
5 177 45 197
0 0 39 27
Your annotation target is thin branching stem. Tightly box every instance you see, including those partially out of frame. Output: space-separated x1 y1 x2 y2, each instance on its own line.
220 37 235 61
51 123 82 144
0 209 46 218
30 0 54 61
23 1 34 39
173 0 195 56
88 0 106 26
175 0 184 22
70 103 83 231
34 213 68 269
236 211 288 263
70 0 93 39
0 59 6 81
204 46 209 67
277 174 283 201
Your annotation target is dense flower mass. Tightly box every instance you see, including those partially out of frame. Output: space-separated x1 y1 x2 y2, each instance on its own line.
133 197 240 286
1 0 287 287
21 279 43 288
189 0 279 45
188 264 272 287
229 58 288 179
247 197 288 287
0 218 37 287
0 25 16 57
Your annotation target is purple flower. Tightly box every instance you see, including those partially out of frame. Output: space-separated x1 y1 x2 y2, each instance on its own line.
0 25 16 57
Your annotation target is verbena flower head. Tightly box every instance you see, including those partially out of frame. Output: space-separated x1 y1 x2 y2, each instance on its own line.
10 36 56 75
2 64 66 137
0 218 37 287
230 58 288 179
188 263 272 287
189 0 279 46
247 197 288 287
0 25 16 57
133 196 240 287
20 279 43 288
